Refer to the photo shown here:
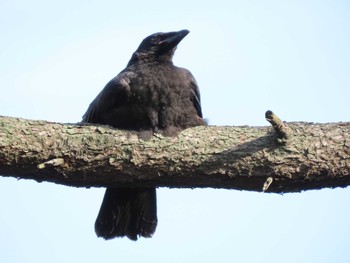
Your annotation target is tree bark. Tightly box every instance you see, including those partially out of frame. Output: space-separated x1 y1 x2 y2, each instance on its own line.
0 115 349 193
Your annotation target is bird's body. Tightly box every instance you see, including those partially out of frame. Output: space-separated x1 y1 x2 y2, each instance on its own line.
84 63 203 133
82 30 204 241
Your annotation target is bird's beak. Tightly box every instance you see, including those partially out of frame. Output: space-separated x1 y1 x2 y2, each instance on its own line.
159 29 190 50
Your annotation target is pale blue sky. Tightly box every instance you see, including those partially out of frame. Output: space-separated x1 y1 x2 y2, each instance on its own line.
1 1 350 262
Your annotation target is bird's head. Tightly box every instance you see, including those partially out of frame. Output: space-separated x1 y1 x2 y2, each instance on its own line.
128 29 190 66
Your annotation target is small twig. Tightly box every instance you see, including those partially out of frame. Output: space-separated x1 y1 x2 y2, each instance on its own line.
265 110 289 140
262 177 273 192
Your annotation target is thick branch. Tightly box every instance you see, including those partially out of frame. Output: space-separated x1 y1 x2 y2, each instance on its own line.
0 115 349 193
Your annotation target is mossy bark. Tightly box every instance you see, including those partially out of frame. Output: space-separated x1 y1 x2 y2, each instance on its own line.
0 116 349 193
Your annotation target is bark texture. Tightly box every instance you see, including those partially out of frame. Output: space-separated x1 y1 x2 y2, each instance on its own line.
0 115 349 193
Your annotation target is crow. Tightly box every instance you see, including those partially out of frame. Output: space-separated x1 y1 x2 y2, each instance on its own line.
82 29 205 241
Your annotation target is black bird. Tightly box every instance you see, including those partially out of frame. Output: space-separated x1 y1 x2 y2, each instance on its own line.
82 29 205 241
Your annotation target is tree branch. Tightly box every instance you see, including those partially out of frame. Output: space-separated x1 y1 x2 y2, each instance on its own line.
0 115 349 193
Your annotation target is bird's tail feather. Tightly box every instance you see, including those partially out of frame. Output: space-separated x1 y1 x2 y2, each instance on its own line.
95 187 157 241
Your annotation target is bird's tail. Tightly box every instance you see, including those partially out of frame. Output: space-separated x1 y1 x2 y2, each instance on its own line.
95 187 157 241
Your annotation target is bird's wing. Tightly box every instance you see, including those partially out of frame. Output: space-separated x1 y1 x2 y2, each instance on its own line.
82 71 134 124
189 74 203 118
